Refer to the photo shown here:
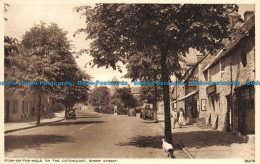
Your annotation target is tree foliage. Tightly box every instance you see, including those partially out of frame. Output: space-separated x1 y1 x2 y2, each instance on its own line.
111 87 138 109
139 85 163 104
75 4 238 144
89 86 111 108
4 3 9 21
5 22 90 125
75 4 238 68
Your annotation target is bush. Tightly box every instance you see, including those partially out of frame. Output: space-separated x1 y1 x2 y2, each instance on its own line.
94 108 113 114
118 108 128 115
52 102 65 111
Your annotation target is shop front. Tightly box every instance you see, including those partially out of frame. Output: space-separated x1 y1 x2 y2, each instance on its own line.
234 85 255 134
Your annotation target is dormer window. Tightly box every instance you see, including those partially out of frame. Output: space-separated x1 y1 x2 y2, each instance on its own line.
241 52 247 67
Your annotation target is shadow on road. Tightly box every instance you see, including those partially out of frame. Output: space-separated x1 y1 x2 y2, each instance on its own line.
173 130 249 149
116 135 182 150
48 121 104 126
76 116 103 119
117 130 249 151
5 134 74 152
140 121 156 124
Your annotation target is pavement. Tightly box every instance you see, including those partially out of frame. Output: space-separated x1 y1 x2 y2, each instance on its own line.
5 110 65 133
157 113 255 159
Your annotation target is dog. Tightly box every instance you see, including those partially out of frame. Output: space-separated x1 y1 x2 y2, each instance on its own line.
162 139 174 158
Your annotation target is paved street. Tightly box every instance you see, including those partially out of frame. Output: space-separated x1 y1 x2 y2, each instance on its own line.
5 110 254 159
5 110 179 158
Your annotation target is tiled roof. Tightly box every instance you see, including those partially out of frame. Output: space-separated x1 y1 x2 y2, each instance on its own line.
203 14 255 71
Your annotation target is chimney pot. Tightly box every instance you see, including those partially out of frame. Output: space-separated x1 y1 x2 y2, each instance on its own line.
244 11 254 21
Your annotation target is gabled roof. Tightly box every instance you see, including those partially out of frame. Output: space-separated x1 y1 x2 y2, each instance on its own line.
131 86 141 94
203 14 255 72
111 76 119 82
4 43 18 49
182 53 209 82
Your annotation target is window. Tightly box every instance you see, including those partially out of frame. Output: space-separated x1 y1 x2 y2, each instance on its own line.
201 99 206 111
22 100 25 114
220 59 225 78
215 94 220 111
210 94 220 111
13 100 18 113
241 53 247 67
31 101 35 116
237 86 255 110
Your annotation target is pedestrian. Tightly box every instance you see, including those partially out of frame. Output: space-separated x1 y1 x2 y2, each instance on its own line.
172 109 179 129
178 108 186 128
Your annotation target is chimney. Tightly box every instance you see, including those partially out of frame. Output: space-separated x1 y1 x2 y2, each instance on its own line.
196 54 204 63
228 14 242 27
244 11 254 21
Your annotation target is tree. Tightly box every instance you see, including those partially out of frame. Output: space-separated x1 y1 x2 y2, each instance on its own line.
4 3 19 78
138 85 163 122
89 86 111 109
124 52 181 122
111 87 137 111
4 3 9 21
8 22 90 126
75 4 238 144
62 68 90 115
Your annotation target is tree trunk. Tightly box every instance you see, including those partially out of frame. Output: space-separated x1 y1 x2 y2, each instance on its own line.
153 84 159 123
37 94 41 126
160 48 172 144
65 105 68 118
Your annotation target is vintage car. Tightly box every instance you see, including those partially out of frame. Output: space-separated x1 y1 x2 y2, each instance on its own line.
140 106 154 120
65 109 76 120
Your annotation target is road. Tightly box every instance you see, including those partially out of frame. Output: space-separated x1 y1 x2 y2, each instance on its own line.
5 110 168 158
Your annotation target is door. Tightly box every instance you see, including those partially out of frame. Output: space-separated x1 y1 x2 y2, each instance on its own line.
5 101 9 122
225 95 231 132
235 86 255 134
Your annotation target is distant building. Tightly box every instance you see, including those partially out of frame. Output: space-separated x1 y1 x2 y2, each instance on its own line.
5 90 52 122
171 54 206 124
4 43 55 122
130 86 141 98
110 76 120 95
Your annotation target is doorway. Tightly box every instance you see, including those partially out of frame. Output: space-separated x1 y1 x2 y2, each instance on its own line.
225 95 231 132
235 86 255 134
5 101 9 122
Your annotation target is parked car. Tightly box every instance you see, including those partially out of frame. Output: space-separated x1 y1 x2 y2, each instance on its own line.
65 109 76 120
140 109 145 119
135 108 141 113
140 106 154 120
144 108 154 120
128 108 136 116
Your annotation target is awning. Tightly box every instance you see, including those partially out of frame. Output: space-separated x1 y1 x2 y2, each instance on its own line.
172 91 198 103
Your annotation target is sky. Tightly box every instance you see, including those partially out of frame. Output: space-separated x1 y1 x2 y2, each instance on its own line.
4 2 255 85
4 2 130 84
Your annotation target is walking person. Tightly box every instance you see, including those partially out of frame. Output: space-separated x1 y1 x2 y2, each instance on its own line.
178 108 186 128
172 109 179 129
